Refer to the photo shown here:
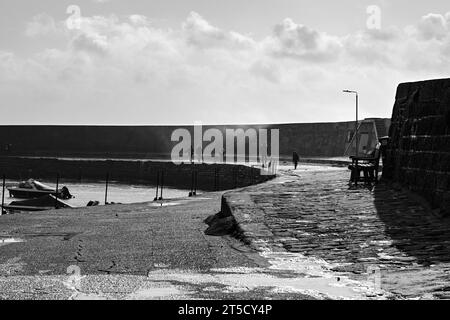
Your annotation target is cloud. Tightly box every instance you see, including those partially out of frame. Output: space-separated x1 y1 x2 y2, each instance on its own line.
416 13 449 40
3 11 450 125
182 12 255 50
129 14 150 26
249 60 281 83
70 32 109 55
267 18 342 62
25 13 59 37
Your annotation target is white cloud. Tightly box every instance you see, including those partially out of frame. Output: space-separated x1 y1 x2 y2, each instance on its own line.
129 14 150 26
249 60 281 83
3 11 450 124
268 18 342 62
71 32 109 54
182 12 255 50
25 13 59 37
417 13 449 40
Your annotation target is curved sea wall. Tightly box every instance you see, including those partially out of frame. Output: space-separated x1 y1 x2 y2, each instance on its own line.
0 121 389 159
383 78 450 214
0 157 273 191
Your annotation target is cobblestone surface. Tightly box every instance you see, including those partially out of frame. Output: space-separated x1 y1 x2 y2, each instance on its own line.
225 166 450 299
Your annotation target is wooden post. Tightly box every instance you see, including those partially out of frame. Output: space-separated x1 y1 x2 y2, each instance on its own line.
55 173 59 209
216 168 220 191
214 167 217 191
189 167 194 197
192 170 196 196
105 172 109 205
154 171 160 201
1 175 5 215
159 170 164 200
194 170 198 195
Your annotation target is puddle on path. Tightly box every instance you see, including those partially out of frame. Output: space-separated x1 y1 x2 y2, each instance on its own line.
0 238 25 247
0 252 389 300
146 268 358 299
143 241 389 300
147 202 182 207
128 286 185 299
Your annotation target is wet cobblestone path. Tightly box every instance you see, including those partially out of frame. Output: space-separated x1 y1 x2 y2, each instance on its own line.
228 166 450 299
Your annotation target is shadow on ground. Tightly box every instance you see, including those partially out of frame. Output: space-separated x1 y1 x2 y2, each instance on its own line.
373 183 450 266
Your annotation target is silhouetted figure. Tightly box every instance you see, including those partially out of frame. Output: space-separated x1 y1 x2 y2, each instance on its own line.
293 152 300 170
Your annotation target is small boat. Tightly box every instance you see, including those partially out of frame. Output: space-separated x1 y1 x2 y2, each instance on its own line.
3 194 74 212
7 179 73 199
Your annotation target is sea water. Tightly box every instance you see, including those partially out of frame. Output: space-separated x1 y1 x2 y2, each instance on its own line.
2 180 191 208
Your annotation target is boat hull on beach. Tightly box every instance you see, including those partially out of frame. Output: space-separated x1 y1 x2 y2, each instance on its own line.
3 194 74 212
7 188 64 199
6 179 73 199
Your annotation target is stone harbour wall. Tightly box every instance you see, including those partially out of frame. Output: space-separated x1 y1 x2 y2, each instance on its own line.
0 120 389 158
383 78 450 214
0 157 274 191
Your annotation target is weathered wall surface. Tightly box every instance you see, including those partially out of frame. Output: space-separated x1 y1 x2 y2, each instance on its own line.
0 157 273 191
0 157 272 191
277 122 358 157
383 78 450 214
0 120 389 159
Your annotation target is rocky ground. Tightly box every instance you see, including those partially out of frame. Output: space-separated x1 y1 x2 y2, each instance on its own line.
0 187 358 300
225 165 450 299
1 164 448 299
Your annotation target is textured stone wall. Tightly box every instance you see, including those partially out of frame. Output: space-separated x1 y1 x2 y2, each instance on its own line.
0 120 389 158
383 79 450 214
0 157 273 191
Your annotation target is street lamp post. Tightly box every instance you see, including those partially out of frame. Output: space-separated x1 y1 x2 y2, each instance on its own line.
343 90 359 157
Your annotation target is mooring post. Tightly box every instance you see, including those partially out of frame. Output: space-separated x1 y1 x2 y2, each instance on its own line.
159 170 164 200
1 175 5 215
189 167 194 197
214 167 217 191
154 171 160 201
105 172 109 205
55 173 59 209
217 168 220 191
194 170 198 195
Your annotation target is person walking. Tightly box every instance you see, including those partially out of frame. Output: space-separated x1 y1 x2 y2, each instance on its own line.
293 151 300 170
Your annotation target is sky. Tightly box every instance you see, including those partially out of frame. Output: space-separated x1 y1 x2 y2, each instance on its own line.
1 0 450 125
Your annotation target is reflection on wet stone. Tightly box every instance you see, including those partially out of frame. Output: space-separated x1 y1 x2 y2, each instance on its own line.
225 167 450 299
